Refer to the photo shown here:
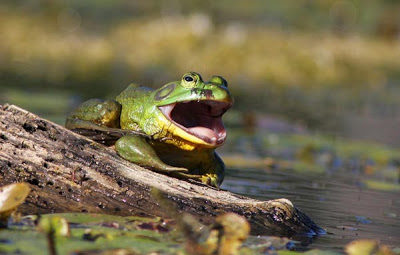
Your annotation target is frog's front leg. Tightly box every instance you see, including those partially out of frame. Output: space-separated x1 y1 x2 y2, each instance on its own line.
115 135 188 173
164 152 225 188
199 152 225 188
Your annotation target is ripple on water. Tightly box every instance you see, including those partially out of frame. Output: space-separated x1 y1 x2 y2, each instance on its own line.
221 167 400 252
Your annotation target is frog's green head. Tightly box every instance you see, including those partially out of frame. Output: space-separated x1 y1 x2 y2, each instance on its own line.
153 72 233 150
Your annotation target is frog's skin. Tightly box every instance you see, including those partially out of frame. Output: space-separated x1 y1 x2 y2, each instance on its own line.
65 72 233 188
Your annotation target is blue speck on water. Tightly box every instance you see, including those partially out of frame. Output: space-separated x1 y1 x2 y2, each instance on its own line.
355 216 372 224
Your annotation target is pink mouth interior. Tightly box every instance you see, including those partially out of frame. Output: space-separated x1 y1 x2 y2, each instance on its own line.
158 100 231 145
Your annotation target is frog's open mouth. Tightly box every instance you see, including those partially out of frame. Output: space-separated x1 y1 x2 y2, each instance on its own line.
158 100 231 145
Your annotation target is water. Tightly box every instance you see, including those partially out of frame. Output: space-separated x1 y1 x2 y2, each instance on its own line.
221 167 400 253
2 99 398 252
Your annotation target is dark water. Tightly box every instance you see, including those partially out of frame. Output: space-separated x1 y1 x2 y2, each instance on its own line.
221 167 400 253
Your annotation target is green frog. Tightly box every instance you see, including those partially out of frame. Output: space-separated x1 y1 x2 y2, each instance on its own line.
65 72 233 188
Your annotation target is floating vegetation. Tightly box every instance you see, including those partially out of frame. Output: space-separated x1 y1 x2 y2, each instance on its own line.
0 182 30 227
2 213 397 255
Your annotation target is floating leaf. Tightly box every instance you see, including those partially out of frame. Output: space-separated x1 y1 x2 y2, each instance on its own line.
277 249 340 255
37 216 70 237
363 180 400 192
345 239 394 255
0 182 30 223
151 188 250 255
183 213 250 255
212 213 250 255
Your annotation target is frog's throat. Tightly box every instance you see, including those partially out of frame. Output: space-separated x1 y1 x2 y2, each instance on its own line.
157 100 231 149
155 124 211 151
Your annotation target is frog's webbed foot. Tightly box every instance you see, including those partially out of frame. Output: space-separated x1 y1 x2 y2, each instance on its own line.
65 98 149 144
152 165 189 173
170 172 220 189
66 99 122 130
201 173 220 188
69 124 149 145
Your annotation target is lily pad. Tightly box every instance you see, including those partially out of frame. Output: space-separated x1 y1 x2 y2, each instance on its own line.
363 180 400 192
0 183 30 222
345 239 395 255
0 213 179 255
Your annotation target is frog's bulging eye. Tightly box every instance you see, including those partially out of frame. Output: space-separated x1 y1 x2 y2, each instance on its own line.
181 72 202 88
209 76 228 87
184 76 194 82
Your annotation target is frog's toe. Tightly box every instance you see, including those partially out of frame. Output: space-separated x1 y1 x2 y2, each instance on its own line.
167 172 220 188
201 174 220 188
162 166 189 173
170 172 203 182
152 165 189 173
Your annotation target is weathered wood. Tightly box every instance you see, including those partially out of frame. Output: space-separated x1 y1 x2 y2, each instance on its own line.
0 104 323 237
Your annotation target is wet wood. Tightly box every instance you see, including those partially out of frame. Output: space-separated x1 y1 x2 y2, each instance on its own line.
0 104 323 237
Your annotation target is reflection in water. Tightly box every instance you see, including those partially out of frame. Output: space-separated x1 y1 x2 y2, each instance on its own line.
221 167 400 252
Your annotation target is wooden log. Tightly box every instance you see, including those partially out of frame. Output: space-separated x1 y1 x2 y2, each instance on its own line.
0 104 323 237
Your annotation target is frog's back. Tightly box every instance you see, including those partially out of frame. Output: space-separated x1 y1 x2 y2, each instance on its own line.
116 84 154 104
116 84 156 130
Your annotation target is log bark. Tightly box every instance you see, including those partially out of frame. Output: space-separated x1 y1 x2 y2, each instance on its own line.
0 104 323 237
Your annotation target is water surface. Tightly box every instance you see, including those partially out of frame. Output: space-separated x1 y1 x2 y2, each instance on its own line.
222 166 400 253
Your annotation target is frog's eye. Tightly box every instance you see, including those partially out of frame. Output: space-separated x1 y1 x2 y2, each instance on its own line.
184 76 194 82
182 72 202 88
209 76 228 87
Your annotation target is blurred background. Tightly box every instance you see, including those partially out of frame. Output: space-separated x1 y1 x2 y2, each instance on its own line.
1 0 400 145
1 1 400 250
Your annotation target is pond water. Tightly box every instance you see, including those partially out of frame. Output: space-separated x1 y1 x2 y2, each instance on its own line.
221 165 400 253
2 100 398 253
